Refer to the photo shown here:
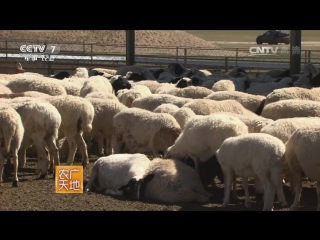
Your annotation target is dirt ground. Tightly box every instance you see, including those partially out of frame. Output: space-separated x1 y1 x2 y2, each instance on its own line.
0 156 318 211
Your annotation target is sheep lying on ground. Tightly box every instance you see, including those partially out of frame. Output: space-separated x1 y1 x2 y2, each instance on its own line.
164 114 248 172
205 91 266 115
260 117 320 143
83 98 127 156
119 158 213 203
216 133 287 211
261 100 320 120
85 153 151 196
112 108 181 157
6 76 67 96
285 127 320 211
153 104 180 114
2 98 61 178
182 99 258 117
157 86 213 99
264 87 320 106
132 94 192 112
0 104 24 187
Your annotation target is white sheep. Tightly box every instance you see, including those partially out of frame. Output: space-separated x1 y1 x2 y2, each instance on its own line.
73 67 89 78
0 91 51 99
212 79 235 91
119 158 213 203
84 92 118 101
85 153 151 196
172 107 197 130
2 98 61 178
153 104 180 114
157 86 213 99
260 117 320 143
261 99 320 120
91 68 117 76
216 133 287 211
131 94 192 112
83 98 127 156
264 87 320 106
0 104 24 187
6 76 67 96
40 95 94 167
112 108 181 157
205 91 266 115
181 99 258 117
285 127 320 211
154 83 176 94
0 84 12 94
57 80 82 96
164 114 248 171
80 76 113 97
211 112 273 133
117 85 152 107
132 81 161 94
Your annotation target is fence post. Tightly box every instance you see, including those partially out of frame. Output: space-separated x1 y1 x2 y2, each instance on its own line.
83 41 85 54
184 48 187 65
304 50 307 65
308 50 311 63
91 43 93 64
5 40 7 61
48 56 51 76
236 48 238 66
225 57 228 72
176 47 179 63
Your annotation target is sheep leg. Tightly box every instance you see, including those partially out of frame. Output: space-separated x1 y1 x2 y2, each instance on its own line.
272 169 287 207
32 138 49 179
222 169 233 207
45 135 60 177
11 147 19 187
242 177 251 208
65 135 77 166
0 150 5 186
97 136 105 156
18 136 32 169
262 180 276 211
316 181 320 211
232 178 237 199
289 171 302 211
74 132 89 167
104 137 112 156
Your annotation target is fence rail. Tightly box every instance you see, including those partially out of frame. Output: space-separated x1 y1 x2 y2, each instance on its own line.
1 39 320 75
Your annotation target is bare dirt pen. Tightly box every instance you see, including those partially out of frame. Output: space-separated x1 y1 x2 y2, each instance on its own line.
0 156 317 211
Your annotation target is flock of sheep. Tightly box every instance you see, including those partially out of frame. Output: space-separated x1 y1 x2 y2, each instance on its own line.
1 62 320 211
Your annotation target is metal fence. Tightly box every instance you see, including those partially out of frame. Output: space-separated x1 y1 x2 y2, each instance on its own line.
1 38 320 75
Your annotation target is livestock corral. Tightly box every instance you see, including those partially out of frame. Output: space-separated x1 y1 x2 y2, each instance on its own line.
1 64 320 211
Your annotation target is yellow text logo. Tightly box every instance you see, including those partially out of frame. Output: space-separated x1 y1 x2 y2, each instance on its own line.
55 166 83 193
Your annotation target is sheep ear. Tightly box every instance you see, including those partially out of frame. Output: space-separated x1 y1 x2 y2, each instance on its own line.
143 174 155 184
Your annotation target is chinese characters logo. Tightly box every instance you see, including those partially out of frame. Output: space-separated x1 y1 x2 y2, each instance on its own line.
55 166 83 193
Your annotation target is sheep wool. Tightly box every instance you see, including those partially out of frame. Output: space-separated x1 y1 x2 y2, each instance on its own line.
131 94 193 112
112 108 181 157
172 107 197 130
216 133 287 211
261 99 320 120
157 86 213 99
141 158 212 203
285 127 320 211
153 104 180 115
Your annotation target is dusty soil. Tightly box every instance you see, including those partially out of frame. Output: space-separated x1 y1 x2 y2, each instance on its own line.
0 30 248 57
0 156 318 211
